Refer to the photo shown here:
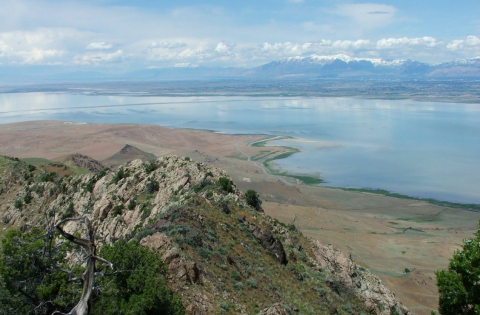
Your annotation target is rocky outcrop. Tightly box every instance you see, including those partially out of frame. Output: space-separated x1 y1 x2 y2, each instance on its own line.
258 303 287 315
0 154 413 315
70 153 106 173
250 224 288 265
141 232 202 285
310 240 411 315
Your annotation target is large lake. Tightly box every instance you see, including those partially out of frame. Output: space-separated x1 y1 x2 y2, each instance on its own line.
1 92 479 204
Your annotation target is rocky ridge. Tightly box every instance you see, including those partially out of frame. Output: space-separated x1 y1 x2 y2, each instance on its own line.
0 155 411 314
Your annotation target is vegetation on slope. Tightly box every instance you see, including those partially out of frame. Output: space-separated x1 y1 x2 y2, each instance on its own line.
435 221 480 314
0 154 403 314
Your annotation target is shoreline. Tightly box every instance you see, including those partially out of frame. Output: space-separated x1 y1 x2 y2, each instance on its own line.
249 136 480 212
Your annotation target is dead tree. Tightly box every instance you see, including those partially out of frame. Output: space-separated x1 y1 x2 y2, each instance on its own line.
52 217 112 315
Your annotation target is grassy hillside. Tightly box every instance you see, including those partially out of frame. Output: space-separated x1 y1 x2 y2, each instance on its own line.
0 155 408 315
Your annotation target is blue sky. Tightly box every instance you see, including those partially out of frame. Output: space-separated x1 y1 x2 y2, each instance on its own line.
0 0 479 71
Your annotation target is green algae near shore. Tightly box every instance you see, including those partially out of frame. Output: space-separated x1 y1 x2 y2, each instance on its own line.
338 188 480 212
249 138 324 185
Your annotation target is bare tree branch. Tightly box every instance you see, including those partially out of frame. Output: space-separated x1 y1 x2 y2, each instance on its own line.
54 216 113 315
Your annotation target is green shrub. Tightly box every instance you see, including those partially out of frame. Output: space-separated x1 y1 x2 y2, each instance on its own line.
436 221 480 315
246 278 258 289
233 281 243 291
220 302 229 311
14 199 22 209
112 204 124 217
127 199 136 210
143 160 158 173
135 228 156 241
146 178 160 194
111 167 129 184
196 247 211 259
245 189 262 210
62 202 75 219
92 240 185 315
217 177 234 193
232 270 241 281
219 264 228 271
83 177 96 193
23 193 32 205
39 172 56 182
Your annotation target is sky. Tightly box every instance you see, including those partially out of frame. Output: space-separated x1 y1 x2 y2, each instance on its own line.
0 0 479 72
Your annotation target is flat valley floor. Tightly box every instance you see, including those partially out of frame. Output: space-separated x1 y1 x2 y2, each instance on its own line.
1 120 480 315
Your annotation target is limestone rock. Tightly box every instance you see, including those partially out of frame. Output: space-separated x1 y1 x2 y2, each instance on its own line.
310 240 411 315
250 224 288 265
258 303 287 315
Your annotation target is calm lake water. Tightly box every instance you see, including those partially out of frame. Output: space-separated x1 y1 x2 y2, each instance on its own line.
1 92 479 204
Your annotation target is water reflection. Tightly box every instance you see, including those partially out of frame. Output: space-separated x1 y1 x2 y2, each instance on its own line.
0 93 479 203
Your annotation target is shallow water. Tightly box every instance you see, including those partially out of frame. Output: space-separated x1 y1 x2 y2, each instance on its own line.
1 93 479 203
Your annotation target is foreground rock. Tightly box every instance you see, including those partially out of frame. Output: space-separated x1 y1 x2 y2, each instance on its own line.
0 154 410 315
311 240 411 315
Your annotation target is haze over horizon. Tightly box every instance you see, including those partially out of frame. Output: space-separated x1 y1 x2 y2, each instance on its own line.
0 0 479 75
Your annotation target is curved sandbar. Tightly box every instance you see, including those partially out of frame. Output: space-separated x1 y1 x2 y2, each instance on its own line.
248 135 341 185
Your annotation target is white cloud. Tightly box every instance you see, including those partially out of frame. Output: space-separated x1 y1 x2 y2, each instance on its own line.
258 39 373 60
86 42 113 50
0 28 84 64
147 41 187 50
376 37 440 49
174 63 198 68
74 50 124 65
446 39 464 51
19 48 65 64
447 36 480 50
214 42 236 55
0 1 477 69
332 39 371 50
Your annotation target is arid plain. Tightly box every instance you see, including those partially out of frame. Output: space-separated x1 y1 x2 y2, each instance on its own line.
1 120 479 315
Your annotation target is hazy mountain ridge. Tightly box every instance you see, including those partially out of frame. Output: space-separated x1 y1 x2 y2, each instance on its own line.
0 154 411 315
253 55 480 78
3 55 480 84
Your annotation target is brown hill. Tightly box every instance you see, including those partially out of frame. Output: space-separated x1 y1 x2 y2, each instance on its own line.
101 144 156 169
54 153 106 173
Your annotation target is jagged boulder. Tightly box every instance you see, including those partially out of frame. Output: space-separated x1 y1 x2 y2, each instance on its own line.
310 240 411 315
141 232 202 285
258 303 287 315
250 224 288 265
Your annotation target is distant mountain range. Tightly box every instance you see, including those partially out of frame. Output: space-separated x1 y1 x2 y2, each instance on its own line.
250 54 480 79
3 55 480 83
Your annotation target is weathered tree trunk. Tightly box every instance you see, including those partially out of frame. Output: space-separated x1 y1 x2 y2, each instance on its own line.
54 217 112 315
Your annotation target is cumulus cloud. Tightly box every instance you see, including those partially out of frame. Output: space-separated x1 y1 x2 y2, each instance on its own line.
174 63 198 68
447 35 480 50
258 39 373 59
332 39 371 50
0 28 84 64
86 42 113 50
214 42 236 55
74 50 124 65
147 41 187 50
376 37 440 49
